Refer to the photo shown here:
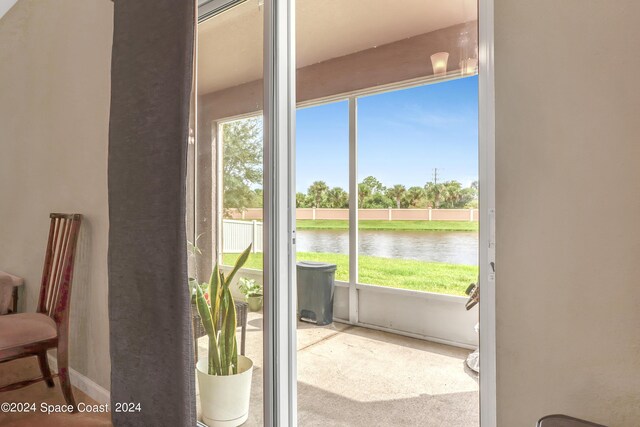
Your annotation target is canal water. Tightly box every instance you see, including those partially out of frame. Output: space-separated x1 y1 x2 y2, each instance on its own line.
296 229 478 265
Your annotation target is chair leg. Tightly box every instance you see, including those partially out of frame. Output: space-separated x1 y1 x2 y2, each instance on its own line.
56 347 76 411
37 352 55 388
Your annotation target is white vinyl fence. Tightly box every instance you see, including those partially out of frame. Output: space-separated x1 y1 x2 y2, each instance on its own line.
223 220 263 253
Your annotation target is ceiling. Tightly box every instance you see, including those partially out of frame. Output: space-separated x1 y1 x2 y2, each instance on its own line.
198 0 477 94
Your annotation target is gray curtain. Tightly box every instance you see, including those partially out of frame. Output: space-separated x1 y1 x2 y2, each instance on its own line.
107 1 196 426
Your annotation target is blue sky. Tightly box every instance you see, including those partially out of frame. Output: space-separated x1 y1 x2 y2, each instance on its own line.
295 75 478 192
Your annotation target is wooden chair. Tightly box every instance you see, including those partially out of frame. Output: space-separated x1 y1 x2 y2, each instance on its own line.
0 213 82 410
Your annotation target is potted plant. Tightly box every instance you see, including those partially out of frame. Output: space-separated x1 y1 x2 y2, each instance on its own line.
194 245 253 427
238 278 263 312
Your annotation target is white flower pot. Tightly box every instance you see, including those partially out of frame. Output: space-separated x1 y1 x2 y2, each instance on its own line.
196 356 253 427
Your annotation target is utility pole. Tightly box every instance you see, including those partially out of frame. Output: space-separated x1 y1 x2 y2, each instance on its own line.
433 168 440 185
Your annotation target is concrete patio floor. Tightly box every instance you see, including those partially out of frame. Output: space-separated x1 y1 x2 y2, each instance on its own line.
196 311 479 427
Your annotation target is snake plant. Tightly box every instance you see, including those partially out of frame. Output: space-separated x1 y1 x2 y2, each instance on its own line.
195 244 252 376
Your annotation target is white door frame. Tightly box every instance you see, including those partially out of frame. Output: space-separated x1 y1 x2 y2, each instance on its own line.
478 0 497 425
263 0 297 426
348 96 359 324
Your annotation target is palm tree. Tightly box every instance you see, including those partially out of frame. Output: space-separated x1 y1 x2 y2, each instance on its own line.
425 182 445 208
358 182 371 208
403 186 426 208
442 181 463 208
307 181 329 208
326 187 349 208
386 184 406 209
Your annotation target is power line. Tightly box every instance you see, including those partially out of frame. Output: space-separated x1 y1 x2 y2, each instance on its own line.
433 168 442 185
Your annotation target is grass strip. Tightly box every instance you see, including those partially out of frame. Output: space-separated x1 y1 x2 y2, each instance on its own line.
223 251 477 296
296 219 478 232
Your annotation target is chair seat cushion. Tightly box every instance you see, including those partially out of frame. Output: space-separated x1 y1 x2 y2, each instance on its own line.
0 313 57 351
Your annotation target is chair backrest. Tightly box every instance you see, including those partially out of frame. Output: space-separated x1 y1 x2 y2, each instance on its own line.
37 213 82 325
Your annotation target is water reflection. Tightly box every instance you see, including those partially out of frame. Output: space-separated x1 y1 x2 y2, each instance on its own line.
296 229 478 265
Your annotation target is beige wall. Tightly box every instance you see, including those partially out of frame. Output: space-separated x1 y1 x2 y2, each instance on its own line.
495 1 640 425
0 0 112 390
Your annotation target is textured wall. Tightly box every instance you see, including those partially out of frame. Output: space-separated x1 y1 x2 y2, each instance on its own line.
0 0 113 390
495 1 640 425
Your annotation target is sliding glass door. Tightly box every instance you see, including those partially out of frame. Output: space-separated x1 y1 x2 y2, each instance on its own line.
193 0 493 425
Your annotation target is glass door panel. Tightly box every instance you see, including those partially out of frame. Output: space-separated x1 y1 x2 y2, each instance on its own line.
192 0 484 425
357 79 479 296
295 1 480 425
194 2 264 425
295 101 350 285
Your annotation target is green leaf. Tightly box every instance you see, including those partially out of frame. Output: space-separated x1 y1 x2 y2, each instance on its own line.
224 244 252 287
209 264 221 331
196 285 221 375
222 287 238 375
195 285 215 338
207 337 219 376
196 245 250 376
231 336 238 375
218 289 229 373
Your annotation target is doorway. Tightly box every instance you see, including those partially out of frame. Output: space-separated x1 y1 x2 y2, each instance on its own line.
192 0 495 425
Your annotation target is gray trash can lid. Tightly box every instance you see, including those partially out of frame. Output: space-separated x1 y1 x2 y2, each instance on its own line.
296 261 337 272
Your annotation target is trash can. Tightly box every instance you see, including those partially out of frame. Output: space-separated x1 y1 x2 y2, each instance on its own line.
296 261 337 326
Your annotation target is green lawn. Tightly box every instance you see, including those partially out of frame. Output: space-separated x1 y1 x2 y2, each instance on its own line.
296 219 478 232
223 251 477 296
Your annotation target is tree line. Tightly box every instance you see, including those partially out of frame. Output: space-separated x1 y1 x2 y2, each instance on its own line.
296 176 478 209
222 117 478 213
